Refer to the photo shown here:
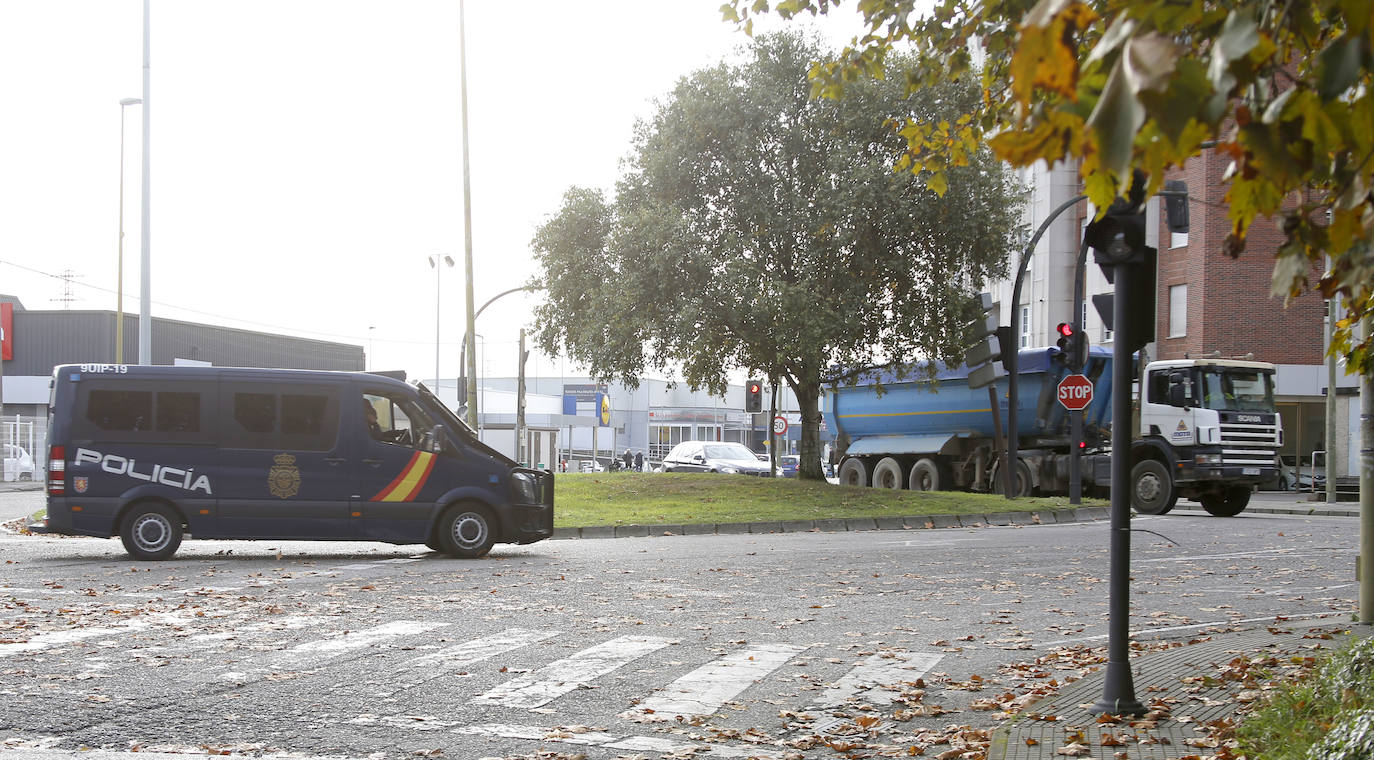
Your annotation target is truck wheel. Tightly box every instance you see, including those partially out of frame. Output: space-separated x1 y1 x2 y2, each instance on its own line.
992 460 1033 497
872 458 904 489
909 458 944 492
1131 460 1177 515
438 503 497 558
837 458 869 487
119 502 184 561
1200 486 1251 517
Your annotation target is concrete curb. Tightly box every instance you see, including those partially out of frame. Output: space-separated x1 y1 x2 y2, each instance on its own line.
552 508 1093 540
547 502 1356 541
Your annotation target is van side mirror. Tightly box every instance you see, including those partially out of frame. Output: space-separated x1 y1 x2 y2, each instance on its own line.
430 425 450 454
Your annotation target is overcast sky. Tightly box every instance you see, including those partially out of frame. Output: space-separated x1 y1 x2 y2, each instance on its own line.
0 1 856 385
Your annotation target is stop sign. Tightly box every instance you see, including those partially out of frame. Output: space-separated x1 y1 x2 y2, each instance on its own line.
1057 374 1094 411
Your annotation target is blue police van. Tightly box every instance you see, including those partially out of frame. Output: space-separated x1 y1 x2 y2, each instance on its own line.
37 364 554 560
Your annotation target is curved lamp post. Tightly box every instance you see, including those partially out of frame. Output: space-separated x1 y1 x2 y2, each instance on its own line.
116 97 142 364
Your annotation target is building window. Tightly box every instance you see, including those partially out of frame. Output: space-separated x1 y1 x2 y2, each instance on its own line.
1020 306 1030 348
1170 231 1189 249
1169 284 1187 338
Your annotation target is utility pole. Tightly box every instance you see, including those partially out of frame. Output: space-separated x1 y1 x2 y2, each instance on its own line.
516 329 528 466
1361 312 1373 624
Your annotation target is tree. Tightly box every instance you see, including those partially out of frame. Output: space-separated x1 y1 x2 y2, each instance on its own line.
530 31 1024 480
725 0 1374 373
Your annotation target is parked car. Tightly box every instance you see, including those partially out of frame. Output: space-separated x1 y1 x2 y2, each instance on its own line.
3 444 35 482
777 455 799 478
661 441 771 476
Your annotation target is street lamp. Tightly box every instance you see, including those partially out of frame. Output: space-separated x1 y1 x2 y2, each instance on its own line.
116 97 142 365
428 254 454 385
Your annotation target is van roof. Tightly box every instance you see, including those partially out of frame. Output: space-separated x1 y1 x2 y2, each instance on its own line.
53 363 412 390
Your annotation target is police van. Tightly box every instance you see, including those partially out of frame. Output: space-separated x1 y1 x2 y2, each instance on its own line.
37 364 554 560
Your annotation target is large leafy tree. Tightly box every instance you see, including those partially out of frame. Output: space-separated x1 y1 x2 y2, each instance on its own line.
725 0 1374 372
530 32 1024 479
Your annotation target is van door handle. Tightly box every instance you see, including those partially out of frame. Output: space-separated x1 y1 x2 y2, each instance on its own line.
324 457 347 465
362 458 383 467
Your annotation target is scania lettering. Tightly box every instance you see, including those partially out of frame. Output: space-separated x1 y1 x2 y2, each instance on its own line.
37 364 554 560
825 348 1281 516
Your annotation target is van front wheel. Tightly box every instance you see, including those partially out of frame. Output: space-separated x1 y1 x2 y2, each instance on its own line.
438 504 496 558
119 502 183 561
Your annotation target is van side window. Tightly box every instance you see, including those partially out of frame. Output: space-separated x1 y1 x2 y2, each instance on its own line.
234 393 276 434
283 394 327 435
87 390 152 431
156 392 200 432
222 386 340 451
364 392 433 448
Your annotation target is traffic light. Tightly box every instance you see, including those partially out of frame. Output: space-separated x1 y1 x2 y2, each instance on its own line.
1053 322 1089 370
1085 170 1148 267
745 380 763 413
1055 322 1074 365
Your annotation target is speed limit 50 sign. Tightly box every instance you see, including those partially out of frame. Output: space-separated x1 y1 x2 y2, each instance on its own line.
1057 374 1094 411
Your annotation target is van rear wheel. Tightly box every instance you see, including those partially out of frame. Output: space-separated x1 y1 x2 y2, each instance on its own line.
119 502 183 561
438 503 496 558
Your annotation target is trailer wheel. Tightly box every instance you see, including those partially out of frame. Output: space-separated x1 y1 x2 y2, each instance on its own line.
1130 460 1177 514
909 458 944 492
837 458 869 487
872 458 904 489
1200 486 1250 517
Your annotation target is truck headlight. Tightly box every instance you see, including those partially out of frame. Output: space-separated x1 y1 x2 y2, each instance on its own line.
1194 453 1223 465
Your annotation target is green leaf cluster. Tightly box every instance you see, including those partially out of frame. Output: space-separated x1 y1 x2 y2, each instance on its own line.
724 0 1374 374
529 31 1024 479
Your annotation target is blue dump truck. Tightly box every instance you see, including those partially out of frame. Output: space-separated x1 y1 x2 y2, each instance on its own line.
824 347 1282 516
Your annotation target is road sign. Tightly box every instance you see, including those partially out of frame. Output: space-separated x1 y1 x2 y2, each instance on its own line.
772 416 788 435
1057 374 1094 411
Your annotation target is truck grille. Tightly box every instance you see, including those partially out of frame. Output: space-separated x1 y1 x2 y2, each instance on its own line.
1219 420 1279 466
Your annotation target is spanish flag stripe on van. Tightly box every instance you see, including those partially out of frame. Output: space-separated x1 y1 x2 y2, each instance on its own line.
373 451 436 502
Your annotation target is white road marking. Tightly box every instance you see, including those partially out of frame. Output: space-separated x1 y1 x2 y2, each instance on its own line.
450 723 781 758
289 620 447 653
471 635 675 709
813 651 944 708
627 643 809 719
381 627 559 696
0 620 152 656
330 558 423 571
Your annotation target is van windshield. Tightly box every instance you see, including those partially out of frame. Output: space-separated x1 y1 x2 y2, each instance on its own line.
415 382 480 442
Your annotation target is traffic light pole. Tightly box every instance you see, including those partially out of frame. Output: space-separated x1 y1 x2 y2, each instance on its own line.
1069 238 1091 504
1090 256 1146 717
1006 193 1088 498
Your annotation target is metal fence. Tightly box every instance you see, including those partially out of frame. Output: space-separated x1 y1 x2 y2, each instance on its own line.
2 415 45 482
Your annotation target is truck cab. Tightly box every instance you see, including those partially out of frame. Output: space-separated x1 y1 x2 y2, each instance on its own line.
1135 358 1282 514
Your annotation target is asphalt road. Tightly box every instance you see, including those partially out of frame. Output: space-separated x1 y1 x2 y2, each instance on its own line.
0 488 1357 759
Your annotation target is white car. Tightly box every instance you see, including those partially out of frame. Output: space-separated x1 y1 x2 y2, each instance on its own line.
3 444 35 482
660 441 771 476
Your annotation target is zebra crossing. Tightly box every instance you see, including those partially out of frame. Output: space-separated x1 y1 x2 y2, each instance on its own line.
4 615 945 758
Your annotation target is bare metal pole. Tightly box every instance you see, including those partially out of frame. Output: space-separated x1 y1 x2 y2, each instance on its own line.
138 0 152 365
117 98 141 364
459 0 478 427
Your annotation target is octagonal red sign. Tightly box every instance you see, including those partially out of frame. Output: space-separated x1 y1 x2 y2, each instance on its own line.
1057 374 1094 411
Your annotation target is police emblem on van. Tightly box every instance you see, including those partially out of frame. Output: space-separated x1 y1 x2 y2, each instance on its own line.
73 476 89 493
269 453 301 499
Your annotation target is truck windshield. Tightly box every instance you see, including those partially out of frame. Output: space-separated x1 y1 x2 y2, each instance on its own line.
1199 369 1275 412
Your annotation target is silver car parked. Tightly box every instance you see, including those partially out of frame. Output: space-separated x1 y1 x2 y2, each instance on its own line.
661 441 770 476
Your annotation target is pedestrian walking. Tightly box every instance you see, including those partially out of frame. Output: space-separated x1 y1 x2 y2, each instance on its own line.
634 451 644 472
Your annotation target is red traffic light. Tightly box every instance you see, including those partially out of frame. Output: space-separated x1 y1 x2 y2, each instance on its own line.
1056 322 1075 337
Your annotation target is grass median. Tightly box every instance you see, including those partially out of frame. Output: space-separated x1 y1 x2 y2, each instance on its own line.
552 471 1103 528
